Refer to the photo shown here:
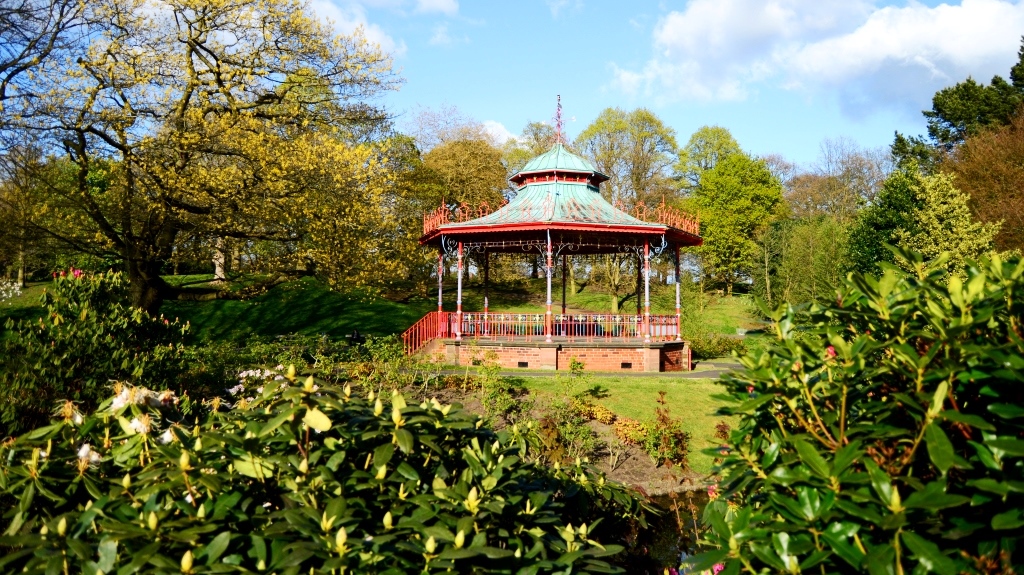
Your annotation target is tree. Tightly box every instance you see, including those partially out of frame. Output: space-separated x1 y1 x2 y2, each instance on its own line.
575 107 679 208
503 121 556 176
676 125 741 190
575 108 679 309
923 36 1024 148
693 153 784 295
786 138 891 222
848 167 998 275
5 0 398 314
0 0 84 108
893 172 999 274
942 111 1024 252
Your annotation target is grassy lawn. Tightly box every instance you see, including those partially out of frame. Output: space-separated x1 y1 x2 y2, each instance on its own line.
515 374 733 475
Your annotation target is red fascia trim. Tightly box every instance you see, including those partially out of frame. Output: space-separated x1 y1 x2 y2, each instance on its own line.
420 222 676 244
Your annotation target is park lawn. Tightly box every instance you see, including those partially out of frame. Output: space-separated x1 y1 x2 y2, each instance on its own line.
515 375 734 475
0 282 49 339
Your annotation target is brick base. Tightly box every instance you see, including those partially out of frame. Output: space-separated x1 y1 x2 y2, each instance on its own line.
442 340 691 372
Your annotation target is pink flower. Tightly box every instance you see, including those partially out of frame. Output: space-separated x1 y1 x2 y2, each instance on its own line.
59 270 65 277
72 268 82 279
712 564 725 574
707 484 718 501
826 346 836 358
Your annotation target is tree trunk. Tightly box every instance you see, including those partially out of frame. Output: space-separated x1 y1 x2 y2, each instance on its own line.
16 241 26 288
569 262 577 295
213 237 227 281
127 258 169 316
231 243 241 272
531 256 539 279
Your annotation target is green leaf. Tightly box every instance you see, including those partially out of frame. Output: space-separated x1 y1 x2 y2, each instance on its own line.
97 538 117 572
792 438 830 479
303 408 332 432
924 422 955 473
940 410 995 431
203 532 232 564
901 531 956 575
396 428 414 454
259 406 298 437
374 442 395 467
992 509 1024 530
986 439 1024 456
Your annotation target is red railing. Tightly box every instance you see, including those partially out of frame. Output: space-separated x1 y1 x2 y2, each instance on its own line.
402 311 681 355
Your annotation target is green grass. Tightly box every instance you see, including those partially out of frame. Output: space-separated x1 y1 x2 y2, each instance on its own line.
515 375 733 475
0 282 49 338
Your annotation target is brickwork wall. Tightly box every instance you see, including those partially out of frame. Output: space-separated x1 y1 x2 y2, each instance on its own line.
455 345 557 370
443 342 691 372
557 347 647 371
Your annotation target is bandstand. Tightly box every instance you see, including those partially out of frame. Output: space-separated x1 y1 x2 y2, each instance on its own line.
401 132 702 372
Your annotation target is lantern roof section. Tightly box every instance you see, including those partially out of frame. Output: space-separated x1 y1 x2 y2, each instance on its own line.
509 143 609 186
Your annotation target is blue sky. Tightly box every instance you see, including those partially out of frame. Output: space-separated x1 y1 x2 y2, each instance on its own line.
311 0 1024 167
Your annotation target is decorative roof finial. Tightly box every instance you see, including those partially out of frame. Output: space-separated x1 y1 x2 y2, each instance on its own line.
554 94 563 145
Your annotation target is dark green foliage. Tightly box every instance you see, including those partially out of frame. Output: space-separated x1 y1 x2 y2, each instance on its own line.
691 249 1024 574
890 131 937 173
925 75 1022 148
641 392 690 468
0 271 191 435
848 169 921 275
0 375 651 573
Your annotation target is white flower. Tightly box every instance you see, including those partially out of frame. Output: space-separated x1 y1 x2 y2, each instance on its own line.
275 364 284 370
159 429 174 444
111 389 129 410
77 444 102 464
72 411 84 425
256 386 264 394
129 417 150 435
273 375 284 381
227 384 245 396
185 493 194 504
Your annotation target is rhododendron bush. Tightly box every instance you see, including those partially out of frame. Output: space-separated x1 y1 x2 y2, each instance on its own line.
0 271 193 435
0 370 650 573
689 250 1024 574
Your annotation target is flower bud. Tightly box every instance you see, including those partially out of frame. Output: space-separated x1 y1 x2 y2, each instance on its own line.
181 549 193 572
179 451 191 470
303 375 315 392
147 511 158 531
425 536 436 554
383 511 393 530
455 530 465 549
391 405 402 425
336 526 348 548
197 504 206 519
57 517 66 537
122 473 131 489
298 458 309 474
374 398 383 416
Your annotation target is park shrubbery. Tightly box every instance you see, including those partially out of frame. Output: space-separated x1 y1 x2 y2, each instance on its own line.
0 271 200 435
690 250 1024 574
0 372 651 573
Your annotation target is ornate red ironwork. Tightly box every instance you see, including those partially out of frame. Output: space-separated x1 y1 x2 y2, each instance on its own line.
402 311 684 355
422 198 699 236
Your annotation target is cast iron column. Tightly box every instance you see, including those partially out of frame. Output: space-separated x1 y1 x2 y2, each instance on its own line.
456 241 463 342
437 249 444 337
483 250 489 335
644 238 651 343
675 245 682 342
545 231 553 343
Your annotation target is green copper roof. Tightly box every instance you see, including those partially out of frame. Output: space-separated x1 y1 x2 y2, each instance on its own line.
517 143 599 174
440 180 661 229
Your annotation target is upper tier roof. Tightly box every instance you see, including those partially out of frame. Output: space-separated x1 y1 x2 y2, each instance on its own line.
518 143 600 174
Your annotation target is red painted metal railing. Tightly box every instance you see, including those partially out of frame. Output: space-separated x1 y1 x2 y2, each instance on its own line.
402 311 681 355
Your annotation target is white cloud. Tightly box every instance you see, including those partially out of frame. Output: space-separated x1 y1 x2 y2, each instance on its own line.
483 120 515 144
547 0 582 18
614 0 1024 115
430 23 452 45
310 1 407 56
416 0 458 15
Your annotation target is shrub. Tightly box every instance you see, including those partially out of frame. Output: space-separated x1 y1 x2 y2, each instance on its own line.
0 374 652 573
0 271 192 435
686 332 746 360
478 351 533 427
689 250 1024 574
612 417 646 446
640 392 690 468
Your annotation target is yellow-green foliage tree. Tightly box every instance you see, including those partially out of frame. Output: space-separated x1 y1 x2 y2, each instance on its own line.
693 153 784 295
6 0 399 314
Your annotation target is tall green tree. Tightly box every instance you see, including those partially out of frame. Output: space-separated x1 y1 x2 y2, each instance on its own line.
5 0 399 314
694 153 784 295
676 125 741 189
923 36 1024 149
849 167 999 275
